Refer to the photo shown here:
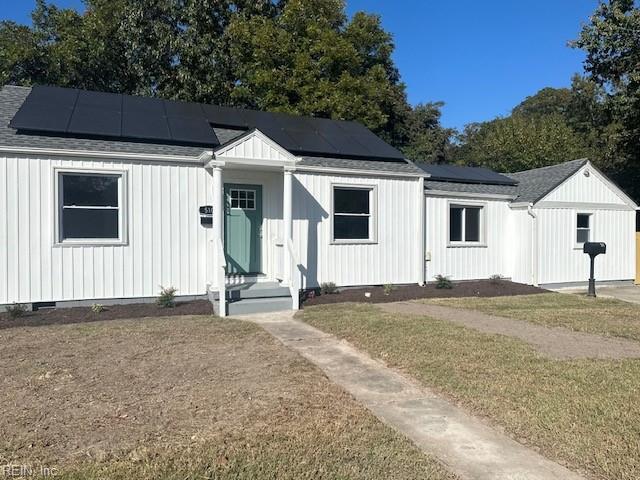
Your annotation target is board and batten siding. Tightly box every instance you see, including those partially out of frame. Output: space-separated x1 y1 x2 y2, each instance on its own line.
533 163 635 285
0 154 213 305
292 171 421 288
424 195 512 281
535 207 634 285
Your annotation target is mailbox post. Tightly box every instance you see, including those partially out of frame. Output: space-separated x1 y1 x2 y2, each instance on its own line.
583 242 606 297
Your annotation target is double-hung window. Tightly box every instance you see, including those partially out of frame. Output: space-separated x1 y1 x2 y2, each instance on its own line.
57 171 125 243
449 204 484 245
576 213 591 245
332 185 377 243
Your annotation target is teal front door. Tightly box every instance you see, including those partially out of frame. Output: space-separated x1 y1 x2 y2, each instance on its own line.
224 184 262 274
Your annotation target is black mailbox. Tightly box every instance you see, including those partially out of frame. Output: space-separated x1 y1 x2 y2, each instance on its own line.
582 242 606 297
583 242 606 256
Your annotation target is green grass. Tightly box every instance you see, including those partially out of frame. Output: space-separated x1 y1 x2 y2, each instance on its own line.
302 303 640 480
426 293 640 341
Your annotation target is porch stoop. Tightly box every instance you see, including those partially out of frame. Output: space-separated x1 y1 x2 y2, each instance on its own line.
208 281 293 316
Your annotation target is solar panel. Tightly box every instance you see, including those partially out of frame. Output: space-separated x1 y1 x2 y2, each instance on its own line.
11 85 409 159
164 100 204 117
27 85 79 107
76 90 121 111
420 164 518 185
122 110 171 141
201 104 249 128
9 103 73 133
284 128 339 156
68 107 121 137
167 115 219 145
122 94 164 114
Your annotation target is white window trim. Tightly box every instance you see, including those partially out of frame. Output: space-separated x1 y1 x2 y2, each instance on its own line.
447 200 487 248
330 183 378 245
574 211 594 249
229 188 257 211
53 167 129 247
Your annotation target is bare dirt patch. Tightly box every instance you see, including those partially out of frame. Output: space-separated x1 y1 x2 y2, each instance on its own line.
0 314 454 479
0 299 212 329
303 280 546 306
379 301 640 359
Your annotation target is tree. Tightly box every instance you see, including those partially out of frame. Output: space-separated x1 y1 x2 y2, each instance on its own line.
573 0 640 199
453 114 590 172
400 102 454 163
0 0 452 161
512 87 572 118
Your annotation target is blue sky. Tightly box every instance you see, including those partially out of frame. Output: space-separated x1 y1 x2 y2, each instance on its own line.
1 0 599 130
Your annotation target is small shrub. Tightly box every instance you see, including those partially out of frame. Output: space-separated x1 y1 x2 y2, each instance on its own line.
6 303 28 319
320 282 338 295
489 274 504 285
434 274 453 289
91 303 105 313
157 286 177 308
383 284 397 295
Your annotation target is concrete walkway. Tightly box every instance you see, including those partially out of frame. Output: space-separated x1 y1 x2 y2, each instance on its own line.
242 310 585 480
379 301 640 360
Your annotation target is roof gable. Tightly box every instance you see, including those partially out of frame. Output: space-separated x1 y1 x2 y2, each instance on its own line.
508 159 588 204
214 129 297 165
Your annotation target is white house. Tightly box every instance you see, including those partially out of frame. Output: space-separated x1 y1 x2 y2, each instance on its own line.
420 160 637 288
0 85 636 316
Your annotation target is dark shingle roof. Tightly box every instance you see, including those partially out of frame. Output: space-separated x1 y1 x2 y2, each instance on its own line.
508 159 588 203
424 180 517 197
0 85 419 175
0 85 206 157
299 156 424 175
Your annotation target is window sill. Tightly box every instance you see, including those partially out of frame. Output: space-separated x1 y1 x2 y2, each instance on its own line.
330 239 378 245
54 239 128 247
447 242 487 248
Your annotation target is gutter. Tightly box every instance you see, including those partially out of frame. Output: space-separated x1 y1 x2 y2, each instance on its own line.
527 203 538 286
0 145 207 164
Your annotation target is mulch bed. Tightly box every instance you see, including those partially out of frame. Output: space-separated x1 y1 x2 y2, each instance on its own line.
0 299 213 329
302 280 547 306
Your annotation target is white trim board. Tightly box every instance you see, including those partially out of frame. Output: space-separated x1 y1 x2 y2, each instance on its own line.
0 145 208 164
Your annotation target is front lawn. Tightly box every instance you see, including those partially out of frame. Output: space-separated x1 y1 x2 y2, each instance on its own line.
302 302 640 480
427 293 640 341
0 315 455 480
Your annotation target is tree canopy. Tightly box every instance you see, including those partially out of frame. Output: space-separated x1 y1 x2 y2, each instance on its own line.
0 0 450 160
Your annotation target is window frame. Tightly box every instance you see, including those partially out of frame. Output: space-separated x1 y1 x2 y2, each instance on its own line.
575 211 593 248
330 183 378 245
447 201 487 247
229 188 257 211
54 167 128 246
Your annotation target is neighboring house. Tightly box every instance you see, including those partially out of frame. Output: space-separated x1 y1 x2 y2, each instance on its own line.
421 160 637 288
0 85 636 316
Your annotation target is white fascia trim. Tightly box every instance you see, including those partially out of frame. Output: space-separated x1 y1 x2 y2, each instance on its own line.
214 128 299 163
0 145 208 164
296 164 425 178
537 160 638 210
536 201 635 211
425 189 516 200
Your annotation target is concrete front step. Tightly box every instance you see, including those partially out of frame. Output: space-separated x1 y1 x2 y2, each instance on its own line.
211 281 290 301
215 296 293 316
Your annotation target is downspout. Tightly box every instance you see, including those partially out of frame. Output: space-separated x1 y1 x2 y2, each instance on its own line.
527 203 538 287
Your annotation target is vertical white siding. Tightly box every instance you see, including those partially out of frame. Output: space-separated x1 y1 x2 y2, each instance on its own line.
544 165 629 205
0 154 212 304
536 207 635 284
424 195 512 281
293 172 420 287
509 208 533 285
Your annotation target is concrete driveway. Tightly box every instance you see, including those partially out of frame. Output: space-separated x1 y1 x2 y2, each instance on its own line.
597 285 640 304
560 284 640 305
